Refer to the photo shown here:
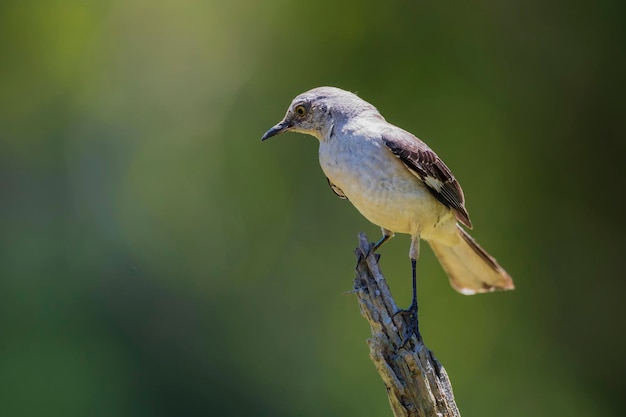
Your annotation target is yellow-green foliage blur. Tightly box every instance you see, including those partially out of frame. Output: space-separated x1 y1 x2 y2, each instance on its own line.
1 1 624 416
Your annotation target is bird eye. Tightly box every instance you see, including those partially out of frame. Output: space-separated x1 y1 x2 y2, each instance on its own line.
295 105 307 117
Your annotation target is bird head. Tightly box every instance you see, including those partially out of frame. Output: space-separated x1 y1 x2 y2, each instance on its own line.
261 86 381 142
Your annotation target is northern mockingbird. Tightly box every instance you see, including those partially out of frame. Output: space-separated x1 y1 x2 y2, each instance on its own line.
262 86 514 338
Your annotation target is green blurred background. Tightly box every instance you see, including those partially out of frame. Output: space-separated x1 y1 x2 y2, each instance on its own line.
1 0 624 416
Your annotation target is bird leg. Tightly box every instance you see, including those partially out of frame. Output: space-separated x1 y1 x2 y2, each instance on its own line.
393 236 422 343
373 227 394 251
369 229 422 342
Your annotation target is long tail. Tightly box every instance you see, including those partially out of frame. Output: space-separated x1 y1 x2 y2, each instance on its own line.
428 225 515 295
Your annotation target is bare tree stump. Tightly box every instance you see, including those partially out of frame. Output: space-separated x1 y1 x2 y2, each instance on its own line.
353 233 461 417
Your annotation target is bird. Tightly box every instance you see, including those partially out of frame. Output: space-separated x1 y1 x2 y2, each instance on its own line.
261 86 514 339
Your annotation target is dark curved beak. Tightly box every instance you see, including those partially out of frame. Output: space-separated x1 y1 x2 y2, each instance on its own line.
261 121 290 141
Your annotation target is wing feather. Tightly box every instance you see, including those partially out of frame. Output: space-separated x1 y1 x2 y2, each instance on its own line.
381 129 472 228
326 177 348 200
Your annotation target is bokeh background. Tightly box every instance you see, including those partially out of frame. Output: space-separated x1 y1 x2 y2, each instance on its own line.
1 0 625 416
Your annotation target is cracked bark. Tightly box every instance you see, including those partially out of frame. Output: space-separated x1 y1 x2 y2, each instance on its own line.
354 233 461 417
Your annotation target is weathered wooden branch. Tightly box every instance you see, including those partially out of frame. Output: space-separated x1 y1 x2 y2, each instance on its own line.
353 233 461 417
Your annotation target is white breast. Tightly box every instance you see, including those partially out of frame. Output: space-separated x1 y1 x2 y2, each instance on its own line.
318 128 452 237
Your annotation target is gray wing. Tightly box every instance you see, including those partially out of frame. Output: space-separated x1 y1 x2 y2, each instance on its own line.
326 177 348 200
381 129 472 228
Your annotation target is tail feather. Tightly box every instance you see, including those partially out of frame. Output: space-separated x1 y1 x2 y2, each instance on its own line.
429 225 514 295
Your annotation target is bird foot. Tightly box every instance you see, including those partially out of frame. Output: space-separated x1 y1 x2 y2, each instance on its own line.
355 244 381 267
393 302 422 346
366 243 381 261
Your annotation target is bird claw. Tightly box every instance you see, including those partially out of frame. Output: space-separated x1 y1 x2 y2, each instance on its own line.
366 243 381 261
356 245 380 267
393 302 422 346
